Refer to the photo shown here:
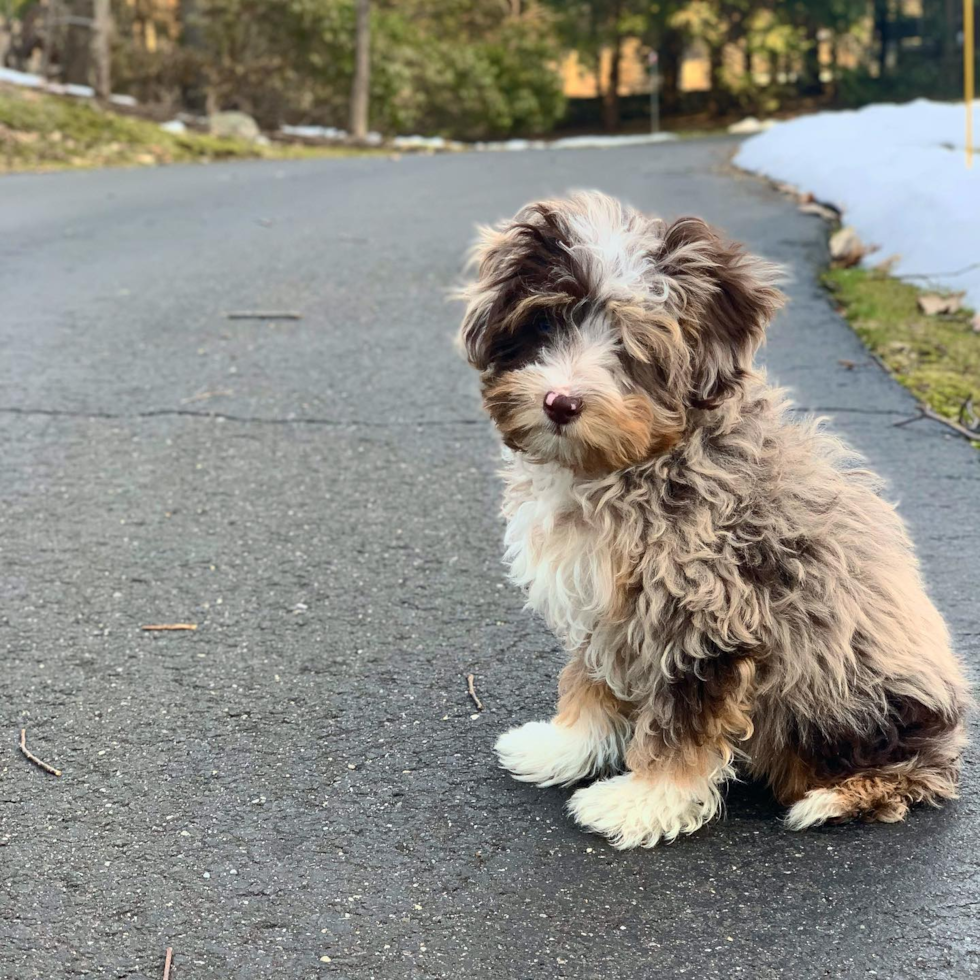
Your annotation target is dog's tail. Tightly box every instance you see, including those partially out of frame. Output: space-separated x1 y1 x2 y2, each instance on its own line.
784 759 961 830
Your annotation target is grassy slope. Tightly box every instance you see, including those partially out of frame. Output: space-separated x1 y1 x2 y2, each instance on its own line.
0 84 369 173
824 268 980 429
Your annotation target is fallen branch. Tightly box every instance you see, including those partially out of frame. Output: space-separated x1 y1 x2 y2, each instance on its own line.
899 260 980 280
893 404 980 442
225 311 302 320
19 729 62 777
466 674 484 712
163 948 173 980
960 397 979 430
142 624 198 631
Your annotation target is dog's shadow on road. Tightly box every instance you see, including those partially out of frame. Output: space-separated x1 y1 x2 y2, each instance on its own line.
723 775 787 822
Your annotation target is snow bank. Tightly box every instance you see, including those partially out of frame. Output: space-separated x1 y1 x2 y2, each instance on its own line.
735 99 980 309
549 132 677 149
1 66 136 106
0 67 45 88
280 123 348 141
281 125 677 153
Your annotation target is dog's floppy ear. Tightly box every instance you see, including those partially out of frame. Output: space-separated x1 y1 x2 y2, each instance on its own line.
457 203 587 371
657 217 785 408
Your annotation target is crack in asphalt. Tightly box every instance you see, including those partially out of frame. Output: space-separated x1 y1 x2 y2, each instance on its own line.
789 405 911 417
0 406 484 427
1 404 912 426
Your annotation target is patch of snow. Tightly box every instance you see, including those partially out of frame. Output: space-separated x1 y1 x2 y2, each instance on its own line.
728 116 775 135
0 67 44 88
1 66 141 107
60 82 95 98
391 134 447 149
159 119 187 134
275 124 680 153
735 99 980 308
475 138 548 151
549 132 678 149
280 124 348 140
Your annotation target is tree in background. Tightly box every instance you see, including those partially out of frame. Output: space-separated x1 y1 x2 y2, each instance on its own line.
349 0 368 138
3 0 974 138
171 0 565 138
545 0 652 131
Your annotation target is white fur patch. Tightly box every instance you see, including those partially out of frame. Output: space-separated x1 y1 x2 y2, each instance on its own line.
502 459 616 651
568 770 727 849
784 788 846 830
494 717 624 787
563 193 667 304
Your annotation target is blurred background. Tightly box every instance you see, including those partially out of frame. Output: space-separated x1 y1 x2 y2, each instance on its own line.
1 0 977 144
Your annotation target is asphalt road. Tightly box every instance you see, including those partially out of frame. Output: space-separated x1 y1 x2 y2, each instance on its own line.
1 140 978 980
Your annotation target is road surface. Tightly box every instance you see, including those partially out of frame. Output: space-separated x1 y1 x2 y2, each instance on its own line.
1 141 978 979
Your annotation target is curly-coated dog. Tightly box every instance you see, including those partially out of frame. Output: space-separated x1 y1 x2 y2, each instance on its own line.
457 190 968 849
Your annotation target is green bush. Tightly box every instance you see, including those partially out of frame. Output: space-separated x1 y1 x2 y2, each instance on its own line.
163 0 565 139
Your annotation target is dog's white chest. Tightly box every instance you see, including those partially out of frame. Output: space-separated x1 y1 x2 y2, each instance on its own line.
501 460 617 650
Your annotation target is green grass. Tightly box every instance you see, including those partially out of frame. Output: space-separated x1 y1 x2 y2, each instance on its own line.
824 267 980 430
0 84 374 173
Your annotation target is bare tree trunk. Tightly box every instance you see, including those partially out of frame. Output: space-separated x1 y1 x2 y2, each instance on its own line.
61 0 92 86
708 43 726 115
40 0 59 79
602 32 623 132
801 19 823 96
660 28 684 114
179 0 207 111
942 0 959 87
349 0 370 140
91 0 111 99
874 0 892 76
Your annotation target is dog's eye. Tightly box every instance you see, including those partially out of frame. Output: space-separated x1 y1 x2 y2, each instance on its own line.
487 315 557 370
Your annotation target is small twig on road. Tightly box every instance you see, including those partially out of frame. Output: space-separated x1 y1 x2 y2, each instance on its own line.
466 674 484 712
19 729 62 777
142 624 198 631
225 311 303 320
893 404 980 442
163 947 173 980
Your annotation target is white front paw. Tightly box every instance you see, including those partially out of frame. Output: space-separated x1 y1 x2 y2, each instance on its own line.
494 719 621 788
568 772 722 849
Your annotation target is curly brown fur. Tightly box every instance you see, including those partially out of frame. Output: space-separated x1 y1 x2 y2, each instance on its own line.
459 191 969 848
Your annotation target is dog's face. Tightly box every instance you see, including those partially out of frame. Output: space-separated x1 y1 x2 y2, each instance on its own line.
458 192 784 476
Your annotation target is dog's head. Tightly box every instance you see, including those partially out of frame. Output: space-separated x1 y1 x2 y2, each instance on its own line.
458 191 784 476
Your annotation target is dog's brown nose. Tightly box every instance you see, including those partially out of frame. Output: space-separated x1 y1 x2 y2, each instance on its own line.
543 390 583 426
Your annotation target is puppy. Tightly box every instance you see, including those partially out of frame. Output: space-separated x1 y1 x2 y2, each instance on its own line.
457 191 969 849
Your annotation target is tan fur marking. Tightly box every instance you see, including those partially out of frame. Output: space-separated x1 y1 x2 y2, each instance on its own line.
556 659 631 729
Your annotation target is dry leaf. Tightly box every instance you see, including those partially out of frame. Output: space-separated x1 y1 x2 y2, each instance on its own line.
917 292 964 316
799 201 839 222
838 358 857 370
872 254 901 274
829 226 876 268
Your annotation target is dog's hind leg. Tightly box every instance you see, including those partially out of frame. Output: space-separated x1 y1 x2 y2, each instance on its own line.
494 659 631 787
771 696 968 830
784 757 963 830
